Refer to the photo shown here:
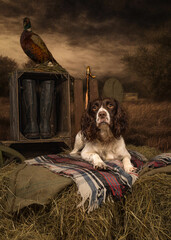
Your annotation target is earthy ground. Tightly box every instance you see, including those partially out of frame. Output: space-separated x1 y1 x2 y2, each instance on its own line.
0 97 170 152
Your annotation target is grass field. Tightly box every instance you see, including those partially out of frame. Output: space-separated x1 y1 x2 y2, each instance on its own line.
0 97 170 152
123 100 171 152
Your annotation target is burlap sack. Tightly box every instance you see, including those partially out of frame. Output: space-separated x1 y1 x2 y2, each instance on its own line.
5 164 73 213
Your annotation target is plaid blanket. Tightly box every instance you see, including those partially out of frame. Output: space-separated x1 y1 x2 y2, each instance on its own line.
25 151 171 212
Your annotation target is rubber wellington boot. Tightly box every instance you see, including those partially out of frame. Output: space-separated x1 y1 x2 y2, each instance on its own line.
22 79 39 139
40 80 55 139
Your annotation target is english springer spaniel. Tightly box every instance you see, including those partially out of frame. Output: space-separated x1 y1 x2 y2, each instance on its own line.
70 98 135 173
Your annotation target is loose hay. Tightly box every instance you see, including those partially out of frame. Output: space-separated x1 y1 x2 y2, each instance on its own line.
0 157 170 239
124 174 171 240
22 62 68 74
127 144 161 160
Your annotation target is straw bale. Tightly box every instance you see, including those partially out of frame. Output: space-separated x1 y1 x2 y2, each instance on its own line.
123 174 171 240
0 151 170 240
0 163 124 240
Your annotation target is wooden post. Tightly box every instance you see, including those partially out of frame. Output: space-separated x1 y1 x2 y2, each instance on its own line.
74 79 84 136
85 66 97 106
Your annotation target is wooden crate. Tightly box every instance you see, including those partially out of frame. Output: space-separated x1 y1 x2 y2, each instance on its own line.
10 71 74 147
9 71 99 148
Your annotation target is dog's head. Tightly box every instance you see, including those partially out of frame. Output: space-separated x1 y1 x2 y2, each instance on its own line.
81 98 128 141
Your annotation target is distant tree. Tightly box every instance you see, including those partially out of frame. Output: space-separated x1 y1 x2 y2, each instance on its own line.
0 55 18 97
122 29 171 101
22 59 36 69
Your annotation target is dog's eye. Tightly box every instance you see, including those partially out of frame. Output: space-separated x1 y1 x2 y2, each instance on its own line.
92 105 98 111
107 103 114 109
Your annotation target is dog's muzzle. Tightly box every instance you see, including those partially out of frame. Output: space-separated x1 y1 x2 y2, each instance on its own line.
96 107 110 126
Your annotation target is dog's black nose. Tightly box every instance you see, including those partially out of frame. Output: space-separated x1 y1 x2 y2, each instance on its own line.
99 111 107 118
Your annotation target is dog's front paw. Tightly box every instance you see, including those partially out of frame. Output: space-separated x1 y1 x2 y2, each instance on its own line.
70 150 76 155
70 149 79 155
70 150 81 159
93 160 107 170
124 163 136 173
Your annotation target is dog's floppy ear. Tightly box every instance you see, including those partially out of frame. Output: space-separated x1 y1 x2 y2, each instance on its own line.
81 102 99 141
112 99 128 138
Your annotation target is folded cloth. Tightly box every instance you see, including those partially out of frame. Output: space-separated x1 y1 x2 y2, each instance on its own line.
25 151 171 212
139 153 171 177
5 164 73 213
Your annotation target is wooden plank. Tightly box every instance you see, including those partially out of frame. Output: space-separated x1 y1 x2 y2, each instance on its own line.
55 74 71 147
69 76 75 146
56 78 70 132
89 78 99 101
0 137 72 147
74 79 84 136
67 74 72 147
10 71 20 140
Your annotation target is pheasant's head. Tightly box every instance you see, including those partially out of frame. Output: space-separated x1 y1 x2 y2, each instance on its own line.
23 17 31 31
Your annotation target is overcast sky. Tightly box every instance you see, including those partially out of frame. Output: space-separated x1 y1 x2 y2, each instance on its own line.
0 0 170 78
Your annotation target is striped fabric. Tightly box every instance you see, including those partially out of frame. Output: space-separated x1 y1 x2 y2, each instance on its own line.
25 151 171 212
149 153 171 167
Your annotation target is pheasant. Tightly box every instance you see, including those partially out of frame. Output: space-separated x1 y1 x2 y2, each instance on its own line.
20 17 57 65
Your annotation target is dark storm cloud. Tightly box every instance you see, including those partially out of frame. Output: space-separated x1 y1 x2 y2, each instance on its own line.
0 0 170 43
35 0 171 43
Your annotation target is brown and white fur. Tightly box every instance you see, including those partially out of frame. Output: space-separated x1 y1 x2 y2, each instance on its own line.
70 98 136 173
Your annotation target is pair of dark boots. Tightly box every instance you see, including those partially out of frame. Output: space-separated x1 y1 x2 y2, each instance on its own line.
22 79 55 139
